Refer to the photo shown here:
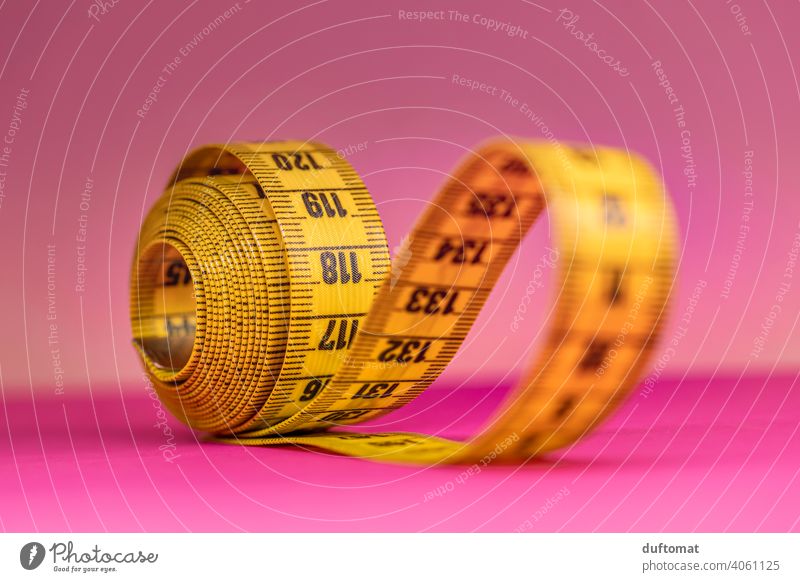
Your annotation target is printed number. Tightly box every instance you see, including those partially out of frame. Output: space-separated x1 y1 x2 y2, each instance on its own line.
467 192 515 218
572 148 598 163
320 251 363 284
299 378 330 401
367 438 419 447
580 340 610 370
377 339 431 363
433 239 488 264
500 158 530 174
608 269 624 304
164 260 191 286
553 395 576 419
405 287 459 315
271 152 324 171
302 192 347 218
318 319 359 350
320 410 371 422
604 194 626 226
351 382 399 399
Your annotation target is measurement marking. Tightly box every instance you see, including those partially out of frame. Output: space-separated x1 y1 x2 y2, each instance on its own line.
292 312 368 320
269 187 368 193
285 244 387 252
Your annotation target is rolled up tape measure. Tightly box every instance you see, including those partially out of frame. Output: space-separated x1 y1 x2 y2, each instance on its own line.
130 138 676 464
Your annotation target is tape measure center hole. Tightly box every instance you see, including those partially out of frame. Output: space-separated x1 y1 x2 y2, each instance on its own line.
134 241 197 374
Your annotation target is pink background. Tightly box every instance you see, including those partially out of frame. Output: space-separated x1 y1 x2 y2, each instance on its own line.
0 0 798 531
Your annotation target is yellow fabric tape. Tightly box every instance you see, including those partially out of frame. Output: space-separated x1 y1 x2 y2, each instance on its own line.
130 139 677 464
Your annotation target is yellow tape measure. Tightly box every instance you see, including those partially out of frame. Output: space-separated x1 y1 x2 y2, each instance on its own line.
130 139 676 464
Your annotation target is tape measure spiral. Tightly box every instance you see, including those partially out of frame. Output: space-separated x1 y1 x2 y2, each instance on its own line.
131 139 677 464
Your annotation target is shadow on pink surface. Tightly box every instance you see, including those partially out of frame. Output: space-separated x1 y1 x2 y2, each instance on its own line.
1 373 798 532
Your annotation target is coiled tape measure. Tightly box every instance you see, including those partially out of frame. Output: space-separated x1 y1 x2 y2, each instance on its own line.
131 138 676 464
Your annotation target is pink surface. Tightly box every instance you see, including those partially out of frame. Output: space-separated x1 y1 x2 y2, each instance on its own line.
2 374 797 532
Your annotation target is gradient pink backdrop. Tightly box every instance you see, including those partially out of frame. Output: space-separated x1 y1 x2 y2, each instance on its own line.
1 0 798 389
0 0 798 532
